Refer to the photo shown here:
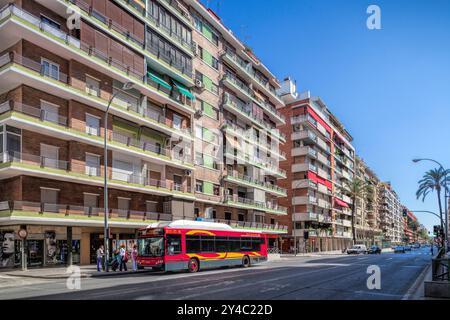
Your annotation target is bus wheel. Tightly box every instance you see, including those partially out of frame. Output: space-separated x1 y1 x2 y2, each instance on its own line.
242 255 250 268
188 258 199 273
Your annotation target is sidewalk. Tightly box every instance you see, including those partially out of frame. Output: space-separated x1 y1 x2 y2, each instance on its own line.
2 264 154 279
281 250 345 257
403 262 432 300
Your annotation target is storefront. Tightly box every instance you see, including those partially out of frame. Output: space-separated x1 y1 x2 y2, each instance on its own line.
0 225 141 269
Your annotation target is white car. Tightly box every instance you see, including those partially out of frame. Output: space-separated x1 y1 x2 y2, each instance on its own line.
347 245 368 254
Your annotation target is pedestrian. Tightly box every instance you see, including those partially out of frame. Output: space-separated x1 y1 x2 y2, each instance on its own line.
119 244 128 272
96 245 104 272
131 244 138 272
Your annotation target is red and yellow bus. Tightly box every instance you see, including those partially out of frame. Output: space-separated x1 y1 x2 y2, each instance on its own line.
136 220 269 272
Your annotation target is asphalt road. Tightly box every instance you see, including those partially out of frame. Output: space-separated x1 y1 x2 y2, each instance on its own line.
0 247 431 300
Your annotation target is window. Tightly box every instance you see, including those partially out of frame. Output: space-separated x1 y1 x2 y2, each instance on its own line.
86 114 100 136
117 198 130 217
167 234 182 255
6 126 21 158
40 15 60 29
41 188 59 213
41 58 59 80
85 76 100 97
213 184 220 196
173 114 182 130
211 56 219 70
173 175 182 191
195 180 203 193
199 100 218 120
146 201 158 213
225 212 232 221
40 144 59 169
201 236 215 252
83 193 98 208
40 100 60 124
186 235 201 253
85 153 100 176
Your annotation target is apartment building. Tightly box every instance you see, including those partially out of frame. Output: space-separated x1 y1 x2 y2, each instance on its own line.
378 182 404 246
277 80 355 253
354 156 383 247
187 1 288 230
0 0 287 268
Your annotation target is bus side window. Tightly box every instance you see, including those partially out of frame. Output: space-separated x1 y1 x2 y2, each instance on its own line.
167 234 182 255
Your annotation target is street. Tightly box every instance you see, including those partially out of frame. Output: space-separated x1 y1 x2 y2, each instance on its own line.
0 247 431 300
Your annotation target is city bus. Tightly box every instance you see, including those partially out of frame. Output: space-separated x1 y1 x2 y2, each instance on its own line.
136 220 269 272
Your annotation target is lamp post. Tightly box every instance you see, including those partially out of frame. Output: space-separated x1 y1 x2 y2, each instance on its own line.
104 82 136 272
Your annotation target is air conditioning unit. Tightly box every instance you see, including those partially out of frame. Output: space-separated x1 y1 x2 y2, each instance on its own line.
194 109 203 118
195 79 204 89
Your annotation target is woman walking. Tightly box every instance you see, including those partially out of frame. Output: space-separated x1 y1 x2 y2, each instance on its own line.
131 244 138 272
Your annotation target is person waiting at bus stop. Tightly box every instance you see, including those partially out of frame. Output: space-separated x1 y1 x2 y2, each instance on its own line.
119 244 128 272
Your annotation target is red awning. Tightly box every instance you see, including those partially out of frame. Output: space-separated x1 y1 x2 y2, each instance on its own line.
335 198 350 208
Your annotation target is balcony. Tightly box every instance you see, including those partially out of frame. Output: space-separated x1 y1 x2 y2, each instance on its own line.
222 121 286 160
291 146 317 158
222 73 285 125
292 212 318 222
0 151 195 200
292 196 317 206
222 93 286 142
0 200 173 226
222 48 284 106
292 179 317 190
224 171 287 197
0 101 193 169
63 0 193 83
224 195 287 215
0 5 195 113
113 0 194 55
224 150 287 178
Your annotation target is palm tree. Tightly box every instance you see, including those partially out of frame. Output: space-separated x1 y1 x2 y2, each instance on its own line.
340 178 373 245
416 167 450 234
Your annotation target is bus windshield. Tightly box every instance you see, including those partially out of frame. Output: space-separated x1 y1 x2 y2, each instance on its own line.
138 237 164 257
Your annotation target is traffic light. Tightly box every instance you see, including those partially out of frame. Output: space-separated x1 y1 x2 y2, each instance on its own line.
304 231 309 240
402 208 408 217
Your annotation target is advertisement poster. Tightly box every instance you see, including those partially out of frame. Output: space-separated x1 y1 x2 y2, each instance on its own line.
45 231 57 265
0 231 15 268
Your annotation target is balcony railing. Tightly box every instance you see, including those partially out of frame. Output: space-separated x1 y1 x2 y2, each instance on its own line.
67 0 193 78
222 121 286 159
225 149 286 178
0 4 194 109
223 93 286 141
225 195 287 214
225 170 287 195
0 200 173 221
223 47 282 101
2 151 192 194
222 72 285 122
0 101 193 165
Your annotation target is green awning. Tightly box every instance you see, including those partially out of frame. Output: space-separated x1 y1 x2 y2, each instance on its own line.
147 72 172 90
173 81 195 100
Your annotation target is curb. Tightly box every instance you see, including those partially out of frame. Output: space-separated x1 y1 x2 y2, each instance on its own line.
402 263 431 300
5 270 155 280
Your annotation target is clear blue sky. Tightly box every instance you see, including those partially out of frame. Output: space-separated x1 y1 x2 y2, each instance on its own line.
203 0 450 233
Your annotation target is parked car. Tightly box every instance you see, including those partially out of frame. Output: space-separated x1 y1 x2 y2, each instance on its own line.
347 245 368 254
394 246 405 253
368 245 381 254
404 245 412 251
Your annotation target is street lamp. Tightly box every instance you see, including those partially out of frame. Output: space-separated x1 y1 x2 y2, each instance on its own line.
412 158 449 254
104 81 136 272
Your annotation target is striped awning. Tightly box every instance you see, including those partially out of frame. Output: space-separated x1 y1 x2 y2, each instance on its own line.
147 72 172 90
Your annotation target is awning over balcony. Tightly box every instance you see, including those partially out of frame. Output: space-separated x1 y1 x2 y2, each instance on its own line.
335 198 350 208
147 72 172 90
173 81 195 100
